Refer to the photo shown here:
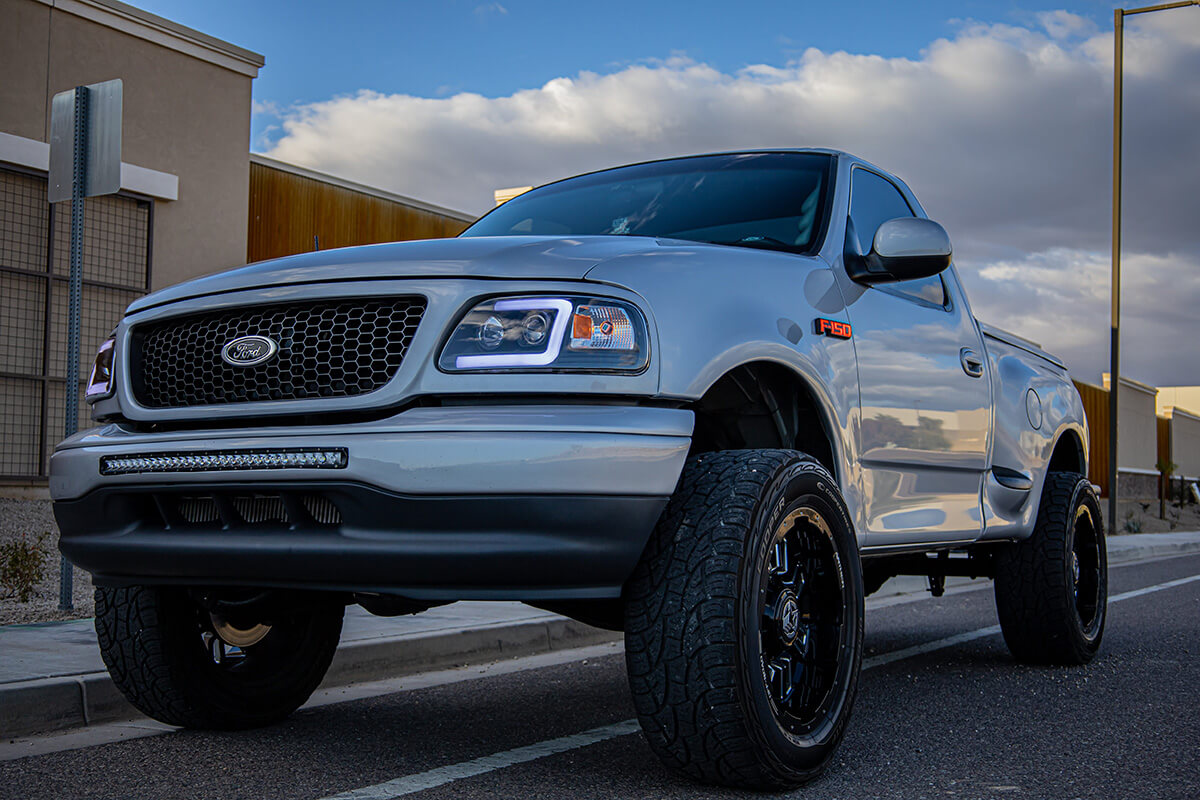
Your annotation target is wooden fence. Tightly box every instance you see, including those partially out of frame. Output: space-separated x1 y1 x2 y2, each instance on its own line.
247 156 474 263
1074 380 1110 496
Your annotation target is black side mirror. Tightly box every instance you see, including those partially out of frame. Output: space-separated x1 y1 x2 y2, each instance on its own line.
846 217 952 285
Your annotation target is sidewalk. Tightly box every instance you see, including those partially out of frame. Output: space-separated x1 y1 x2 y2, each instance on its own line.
2 531 1198 740
1 602 617 739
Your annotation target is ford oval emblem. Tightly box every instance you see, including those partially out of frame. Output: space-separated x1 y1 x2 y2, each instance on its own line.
221 335 278 367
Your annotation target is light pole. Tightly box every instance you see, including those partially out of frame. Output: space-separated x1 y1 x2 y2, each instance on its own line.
1109 1 1199 535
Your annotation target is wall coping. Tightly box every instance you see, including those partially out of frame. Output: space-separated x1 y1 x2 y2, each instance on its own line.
37 0 265 77
0 130 179 201
1102 373 1158 397
1165 406 1200 424
250 154 476 223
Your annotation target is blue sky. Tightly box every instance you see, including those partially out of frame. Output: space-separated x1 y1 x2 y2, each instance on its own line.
134 0 1127 149
127 1 1199 385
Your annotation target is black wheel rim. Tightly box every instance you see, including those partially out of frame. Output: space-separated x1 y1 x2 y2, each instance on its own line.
1071 503 1103 639
758 504 848 737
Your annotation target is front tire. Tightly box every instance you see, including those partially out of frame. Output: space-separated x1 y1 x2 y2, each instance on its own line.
994 472 1107 665
624 450 864 790
96 586 344 729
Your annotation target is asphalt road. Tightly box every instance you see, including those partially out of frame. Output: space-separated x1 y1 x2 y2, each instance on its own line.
3 553 1198 800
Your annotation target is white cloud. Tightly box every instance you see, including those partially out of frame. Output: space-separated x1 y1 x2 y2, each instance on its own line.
473 2 507 19
959 247 1200 385
251 99 281 116
1036 10 1097 41
260 14 1200 386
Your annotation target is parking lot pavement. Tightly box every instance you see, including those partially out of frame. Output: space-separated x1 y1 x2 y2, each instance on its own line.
2 552 1198 799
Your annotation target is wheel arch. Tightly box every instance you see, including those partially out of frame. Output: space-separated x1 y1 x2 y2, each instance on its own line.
1047 425 1088 477
684 359 846 488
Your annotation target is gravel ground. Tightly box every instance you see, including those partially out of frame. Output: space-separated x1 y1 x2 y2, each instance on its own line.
0 498 93 625
1116 497 1200 533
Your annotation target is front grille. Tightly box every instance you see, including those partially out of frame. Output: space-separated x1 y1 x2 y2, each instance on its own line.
178 496 219 524
164 491 342 528
233 495 288 524
131 297 426 407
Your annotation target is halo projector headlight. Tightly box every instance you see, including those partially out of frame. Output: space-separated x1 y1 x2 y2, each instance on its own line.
438 296 649 373
85 336 116 402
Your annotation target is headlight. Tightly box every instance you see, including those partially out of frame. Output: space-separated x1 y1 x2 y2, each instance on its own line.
85 337 116 402
438 296 649 372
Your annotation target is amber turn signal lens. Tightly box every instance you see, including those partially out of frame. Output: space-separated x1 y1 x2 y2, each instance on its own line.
572 309 594 341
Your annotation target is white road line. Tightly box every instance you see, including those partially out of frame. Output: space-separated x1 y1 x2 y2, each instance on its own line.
861 572 1200 670
862 624 1002 669
320 570 1200 800
0 642 626 763
1108 573 1200 603
321 720 642 800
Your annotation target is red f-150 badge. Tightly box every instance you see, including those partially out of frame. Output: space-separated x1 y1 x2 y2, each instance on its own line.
814 318 852 339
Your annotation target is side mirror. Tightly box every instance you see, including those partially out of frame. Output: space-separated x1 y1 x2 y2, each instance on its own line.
846 217 952 285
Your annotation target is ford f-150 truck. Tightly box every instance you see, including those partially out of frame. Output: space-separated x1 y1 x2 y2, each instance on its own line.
52 150 1106 790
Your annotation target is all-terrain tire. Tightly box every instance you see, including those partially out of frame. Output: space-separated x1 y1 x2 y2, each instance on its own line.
994 472 1107 665
95 586 344 729
624 449 864 790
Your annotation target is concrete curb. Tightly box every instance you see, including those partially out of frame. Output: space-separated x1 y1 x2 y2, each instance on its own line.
1106 533 1200 565
0 616 618 740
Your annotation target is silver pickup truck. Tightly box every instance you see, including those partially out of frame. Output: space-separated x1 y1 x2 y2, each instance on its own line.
52 150 1106 790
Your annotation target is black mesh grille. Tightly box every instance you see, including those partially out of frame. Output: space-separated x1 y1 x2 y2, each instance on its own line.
132 297 426 408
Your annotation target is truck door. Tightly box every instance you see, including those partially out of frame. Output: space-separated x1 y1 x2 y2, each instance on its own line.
840 167 991 545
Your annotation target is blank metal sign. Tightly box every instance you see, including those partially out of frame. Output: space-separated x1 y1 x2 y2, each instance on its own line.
49 78 123 204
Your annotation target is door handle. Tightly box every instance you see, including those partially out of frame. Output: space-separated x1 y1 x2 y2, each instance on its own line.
960 347 984 378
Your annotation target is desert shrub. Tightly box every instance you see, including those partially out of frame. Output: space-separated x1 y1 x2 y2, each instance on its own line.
0 532 50 602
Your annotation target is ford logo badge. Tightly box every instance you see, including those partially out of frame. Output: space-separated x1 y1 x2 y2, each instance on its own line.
221 335 278 367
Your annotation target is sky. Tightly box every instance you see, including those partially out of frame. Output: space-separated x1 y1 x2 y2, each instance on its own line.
132 1 1200 387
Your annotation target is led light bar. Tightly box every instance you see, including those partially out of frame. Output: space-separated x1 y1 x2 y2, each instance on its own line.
99 448 349 476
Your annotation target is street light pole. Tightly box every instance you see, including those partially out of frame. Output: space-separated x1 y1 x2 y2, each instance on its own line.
1110 7 1122 537
1109 1 1199 535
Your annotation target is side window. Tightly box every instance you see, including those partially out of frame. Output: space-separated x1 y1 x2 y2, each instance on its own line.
849 169 946 308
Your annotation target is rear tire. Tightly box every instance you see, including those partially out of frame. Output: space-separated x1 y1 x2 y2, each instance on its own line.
994 472 1107 665
624 449 864 790
95 586 344 729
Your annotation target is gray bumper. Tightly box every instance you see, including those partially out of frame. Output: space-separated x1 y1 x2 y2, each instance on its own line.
50 405 693 599
51 405 693 501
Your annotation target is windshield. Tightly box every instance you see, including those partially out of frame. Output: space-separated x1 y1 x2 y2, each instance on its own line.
461 152 834 254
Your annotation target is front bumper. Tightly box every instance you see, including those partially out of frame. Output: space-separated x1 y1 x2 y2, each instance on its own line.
51 405 693 600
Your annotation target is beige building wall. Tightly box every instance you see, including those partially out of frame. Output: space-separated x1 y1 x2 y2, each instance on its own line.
0 0 263 288
1168 408 1200 481
1103 374 1159 473
0 0 263 480
1156 386 1200 418
2 0 52 142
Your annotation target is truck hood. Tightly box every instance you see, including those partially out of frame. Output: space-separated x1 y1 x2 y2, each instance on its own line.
126 236 669 314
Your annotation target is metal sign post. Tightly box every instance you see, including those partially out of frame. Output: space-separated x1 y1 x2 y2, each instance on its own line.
48 79 122 610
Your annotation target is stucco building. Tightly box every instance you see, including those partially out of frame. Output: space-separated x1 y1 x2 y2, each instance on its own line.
1 0 264 481
1 0 471 484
